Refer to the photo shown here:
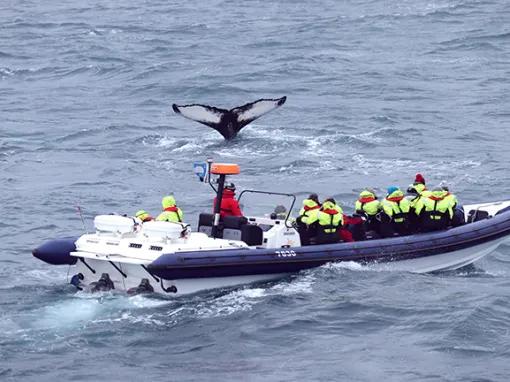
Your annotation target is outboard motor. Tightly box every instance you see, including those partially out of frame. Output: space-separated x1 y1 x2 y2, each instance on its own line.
127 278 154 295
89 273 115 292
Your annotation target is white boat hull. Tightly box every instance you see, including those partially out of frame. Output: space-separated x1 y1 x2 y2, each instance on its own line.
73 259 288 296
71 235 508 296
369 237 508 273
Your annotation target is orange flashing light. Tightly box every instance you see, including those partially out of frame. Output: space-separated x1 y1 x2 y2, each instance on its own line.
211 163 240 175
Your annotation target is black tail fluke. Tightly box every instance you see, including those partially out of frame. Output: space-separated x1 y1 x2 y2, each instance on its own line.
172 96 287 140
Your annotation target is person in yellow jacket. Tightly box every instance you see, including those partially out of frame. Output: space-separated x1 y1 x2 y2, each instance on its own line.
440 185 465 226
441 185 458 207
135 210 153 222
380 186 411 237
296 193 321 245
406 174 432 232
414 187 454 232
305 198 344 244
355 188 381 234
156 195 184 223
406 174 432 206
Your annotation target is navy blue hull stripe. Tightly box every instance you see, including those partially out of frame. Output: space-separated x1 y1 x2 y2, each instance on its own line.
148 212 510 280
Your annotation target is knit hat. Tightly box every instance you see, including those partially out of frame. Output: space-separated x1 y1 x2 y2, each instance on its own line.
414 173 425 185
387 186 399 195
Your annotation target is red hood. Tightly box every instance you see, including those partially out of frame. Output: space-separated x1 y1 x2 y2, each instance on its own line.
359 196 375 203
322 208 339 215
164 206 178 212
387 196 404 202
304 205 320 212
429 195 444 201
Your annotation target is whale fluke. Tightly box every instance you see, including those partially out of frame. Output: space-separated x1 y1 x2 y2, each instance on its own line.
172 96 287 140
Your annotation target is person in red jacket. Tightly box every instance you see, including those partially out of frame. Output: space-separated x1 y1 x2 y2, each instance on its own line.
213 183 243 217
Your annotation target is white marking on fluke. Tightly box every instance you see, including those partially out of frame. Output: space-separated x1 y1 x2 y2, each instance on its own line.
172 96 287 140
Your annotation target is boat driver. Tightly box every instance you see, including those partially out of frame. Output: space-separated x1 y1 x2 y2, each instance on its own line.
214 183 243 217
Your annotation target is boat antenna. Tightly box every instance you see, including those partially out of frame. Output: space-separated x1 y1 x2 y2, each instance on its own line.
76 204 89 234
207 158 217 193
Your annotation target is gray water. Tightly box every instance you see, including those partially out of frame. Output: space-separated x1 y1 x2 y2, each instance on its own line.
1 0 510 380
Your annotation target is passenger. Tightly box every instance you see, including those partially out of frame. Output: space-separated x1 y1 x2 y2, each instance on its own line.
135 210 154 222
306 198 344 244
156 195 184 222
414 187 453 232
442 185 465 227
380 186 411 237
298 193 321 219
213 182 243 218
341 214 358 242
406 173 431 205
406 174 431 232
296 193 321 246
355 188 381 235
412 173 426 192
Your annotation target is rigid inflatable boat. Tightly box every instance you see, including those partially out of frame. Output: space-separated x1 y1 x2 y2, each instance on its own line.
33 162 510 296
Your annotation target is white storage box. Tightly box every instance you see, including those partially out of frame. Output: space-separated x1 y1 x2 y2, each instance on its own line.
142 221 185 240
94 215 135 234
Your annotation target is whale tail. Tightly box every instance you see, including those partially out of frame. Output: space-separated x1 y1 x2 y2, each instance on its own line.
172 96 287 140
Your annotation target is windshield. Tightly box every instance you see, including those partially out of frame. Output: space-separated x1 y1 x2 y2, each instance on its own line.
237 190 296 220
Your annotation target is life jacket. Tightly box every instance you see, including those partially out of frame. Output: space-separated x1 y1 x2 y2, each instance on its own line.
407 183 432 209
355 190 380 216
443 192 458 209
412 183 427 195
156 205 183 222
299 199 321 224
317 202 344 233
382 190 411 223
420 192 454 221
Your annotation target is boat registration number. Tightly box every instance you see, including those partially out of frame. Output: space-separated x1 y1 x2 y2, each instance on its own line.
275 250 296 257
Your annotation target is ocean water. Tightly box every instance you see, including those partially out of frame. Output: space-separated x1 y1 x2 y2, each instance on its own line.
1 0 510 380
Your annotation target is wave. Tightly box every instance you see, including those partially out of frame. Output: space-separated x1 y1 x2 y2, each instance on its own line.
0 51 30 59
0 63 131 82
144 123 410 162
351 154 482 177
54 124 142 144
432 32 510 53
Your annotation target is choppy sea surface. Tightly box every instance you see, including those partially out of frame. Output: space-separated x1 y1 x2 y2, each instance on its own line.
1 0 510 380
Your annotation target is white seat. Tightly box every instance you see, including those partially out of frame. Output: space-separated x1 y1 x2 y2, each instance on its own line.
142 221 187 240
94 215 135 235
